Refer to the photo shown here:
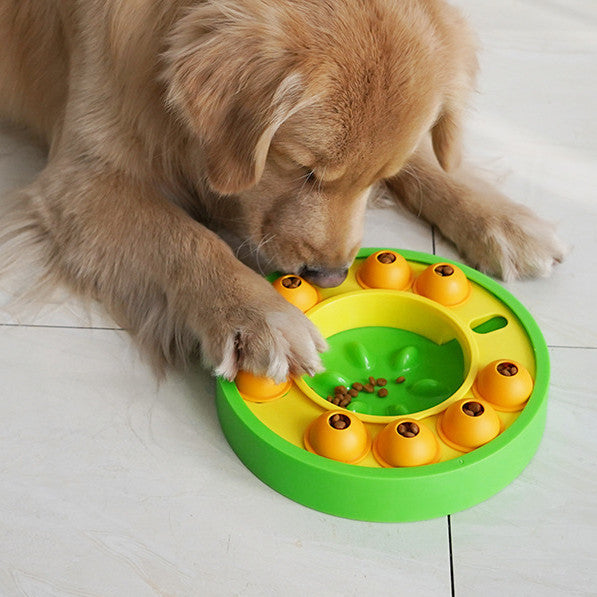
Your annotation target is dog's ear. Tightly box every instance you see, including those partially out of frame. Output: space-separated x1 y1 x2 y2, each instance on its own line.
164 9 305 194
431 104 463 172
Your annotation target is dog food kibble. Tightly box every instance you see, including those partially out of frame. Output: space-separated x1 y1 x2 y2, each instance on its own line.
376 378 387 386
463 401 484 417
340 397 351 407
397 421 420 438
368 376 376 385
348 388 359 397
377 388 388 397
334 385 347 394
497 362 518 377
332 396 342 405
377 252 397 264
434 264 454 276
395 376 406 384
363 383 375 393
282 276 302 288
352 382 364 391
329 413 351 430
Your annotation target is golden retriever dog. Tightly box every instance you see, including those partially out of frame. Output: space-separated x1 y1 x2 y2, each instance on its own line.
0 0 565 381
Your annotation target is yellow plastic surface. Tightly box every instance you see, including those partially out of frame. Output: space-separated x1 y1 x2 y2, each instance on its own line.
241 256 536 468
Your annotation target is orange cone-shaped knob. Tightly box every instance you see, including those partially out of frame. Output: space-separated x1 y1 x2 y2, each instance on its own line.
373 419 440 467
413 262 471 306
272 275 320 312
437 398 501 452
473 360 533 412
235 370 292 403
356 250 412 290
304 411 371 464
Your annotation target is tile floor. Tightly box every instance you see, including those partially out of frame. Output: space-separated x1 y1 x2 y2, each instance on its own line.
1 1 595 595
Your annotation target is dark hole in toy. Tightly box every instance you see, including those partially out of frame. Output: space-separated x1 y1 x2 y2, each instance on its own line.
377 252 397 264
497 362 518 376
397 421 420 437
282 276 302 288
463 401 484 417
434 264 454 276
329 413 351 429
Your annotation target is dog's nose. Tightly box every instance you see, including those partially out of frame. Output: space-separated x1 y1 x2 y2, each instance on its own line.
299 266 349 288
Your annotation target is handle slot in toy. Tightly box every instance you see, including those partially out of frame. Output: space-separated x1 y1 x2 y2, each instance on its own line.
471 315 508 334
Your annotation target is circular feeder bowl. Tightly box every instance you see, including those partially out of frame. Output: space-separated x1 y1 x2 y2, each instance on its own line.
356 250 413 290
216 248 550 522
294 290 478 423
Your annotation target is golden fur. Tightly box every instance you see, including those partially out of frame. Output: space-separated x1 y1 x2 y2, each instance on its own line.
0 0 565 380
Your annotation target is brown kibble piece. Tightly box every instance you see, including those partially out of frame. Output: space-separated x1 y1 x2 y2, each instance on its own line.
377 388 388 397
332 396 341 405
329 413 351 430
463 401 484 417
334 385 347 394
395 376 406 384
377 252 397 264
397 421 420 437
340 397 351 408
348 388 359 397
364 383 375 393
352 382 364 391
497 362 518 377
282 276 302 288
434 264 454 277
368 376 376 385
376 378 387 386
326 396 333 402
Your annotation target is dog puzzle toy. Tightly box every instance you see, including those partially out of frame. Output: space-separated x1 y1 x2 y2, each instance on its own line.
216 249 549 522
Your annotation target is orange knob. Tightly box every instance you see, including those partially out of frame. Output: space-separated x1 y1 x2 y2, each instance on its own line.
413 262 471 306
272 275 320 312
437 398 501 452
373 419 440 467
356 250 412 290
304 411 371 464
235 370 292 403
473 360 533 411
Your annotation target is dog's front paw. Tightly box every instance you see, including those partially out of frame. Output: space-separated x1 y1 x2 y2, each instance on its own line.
199 278 327 382
458 204 567 281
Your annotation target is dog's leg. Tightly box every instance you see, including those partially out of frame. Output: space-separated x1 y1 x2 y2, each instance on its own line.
14 160 326 380
385 146 566 280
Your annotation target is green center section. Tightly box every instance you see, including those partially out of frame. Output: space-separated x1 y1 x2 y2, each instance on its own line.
306 326 465 417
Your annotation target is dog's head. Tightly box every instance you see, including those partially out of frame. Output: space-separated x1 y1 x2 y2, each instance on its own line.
165 0 477 286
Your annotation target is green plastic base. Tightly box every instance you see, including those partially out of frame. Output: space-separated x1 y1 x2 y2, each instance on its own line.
215 249 549 522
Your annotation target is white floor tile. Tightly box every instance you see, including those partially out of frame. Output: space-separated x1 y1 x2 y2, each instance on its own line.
449 347 597 596
0 325 452 596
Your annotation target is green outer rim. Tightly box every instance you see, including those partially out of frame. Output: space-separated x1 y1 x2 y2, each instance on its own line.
215 248 550 522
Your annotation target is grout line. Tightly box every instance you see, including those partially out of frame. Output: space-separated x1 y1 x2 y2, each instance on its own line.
447 515 456 597
0 322 124 331
548 344 596 350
